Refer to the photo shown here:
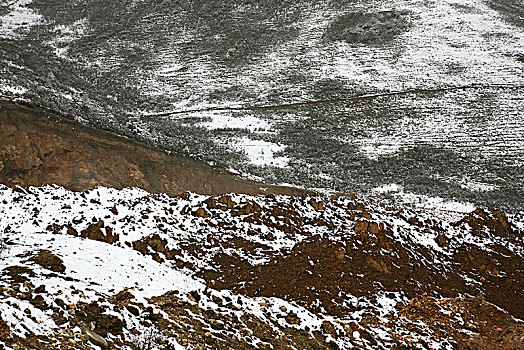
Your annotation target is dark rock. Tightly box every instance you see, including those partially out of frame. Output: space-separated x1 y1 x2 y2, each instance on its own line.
194 208 211 218
81 220 119 244
455 208 514 237
436 234 449 248
29 250 65 273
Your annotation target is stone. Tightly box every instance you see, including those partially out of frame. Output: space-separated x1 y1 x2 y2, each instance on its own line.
309 198 325 211
218 195 236 209
194 208 211 218
436 234 449 248
29 250 65 273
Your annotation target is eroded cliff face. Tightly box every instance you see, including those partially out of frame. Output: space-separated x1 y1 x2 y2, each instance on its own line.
0 101 304 196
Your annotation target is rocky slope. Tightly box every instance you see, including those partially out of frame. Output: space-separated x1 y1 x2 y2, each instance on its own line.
2 1 524 348
0 100 303 197
1 185 523 349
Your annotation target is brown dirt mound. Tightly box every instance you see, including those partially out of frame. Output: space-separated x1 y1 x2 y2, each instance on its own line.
398 295 524 350
28 250 66 273
203 223 524 319
0 316 10 342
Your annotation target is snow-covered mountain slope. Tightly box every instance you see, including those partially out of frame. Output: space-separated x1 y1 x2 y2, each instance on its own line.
1 0 523 209
1 184 523 349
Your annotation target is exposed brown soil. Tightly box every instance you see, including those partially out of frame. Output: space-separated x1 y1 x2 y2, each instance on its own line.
203 228 524 319
3 265 35 283
397 295 524 349
0 315 10 343
0 100 305 196
1 103 523 349
38 192 524 349
174 199 522 322
28 250 66 273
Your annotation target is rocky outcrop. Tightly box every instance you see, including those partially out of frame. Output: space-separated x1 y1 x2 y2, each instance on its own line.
0 316 10 343
454 208 514 237
80 220 119 244
1 176 523 350
28 250 66 273
0 100 305 196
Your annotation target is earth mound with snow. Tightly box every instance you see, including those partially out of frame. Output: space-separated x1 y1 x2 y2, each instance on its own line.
1 185 523 349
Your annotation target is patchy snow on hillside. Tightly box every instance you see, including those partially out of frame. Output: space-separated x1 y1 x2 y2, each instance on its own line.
197 113 270 132
0 0 42 39
232 137 290 168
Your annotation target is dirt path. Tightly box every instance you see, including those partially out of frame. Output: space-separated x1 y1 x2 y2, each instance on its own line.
146 83 524 117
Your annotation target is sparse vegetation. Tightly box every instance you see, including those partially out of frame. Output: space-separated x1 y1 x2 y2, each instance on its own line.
1 0 523 212
323 10 412 45
131 329 161 350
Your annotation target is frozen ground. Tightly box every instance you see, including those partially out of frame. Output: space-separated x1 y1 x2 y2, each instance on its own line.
1 0 523 210
1 184 523 349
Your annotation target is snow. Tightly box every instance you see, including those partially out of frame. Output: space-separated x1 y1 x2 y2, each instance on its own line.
360 140 405 160
458 178 497 192
372 183 476 213
0 84 27 95
375 292 402 318
0 184 522 349
326 0 524 90
398 193 476 213
197 113 270 132
33 235 201 303
373 183 402 194
232 137 290 168
47 19 88 59
0 297 57 337
0 185 344 345
0 0 42 39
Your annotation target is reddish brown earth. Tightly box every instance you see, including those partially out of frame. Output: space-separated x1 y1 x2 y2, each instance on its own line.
0 100 304 196
28 250 66 273
37 192 524 349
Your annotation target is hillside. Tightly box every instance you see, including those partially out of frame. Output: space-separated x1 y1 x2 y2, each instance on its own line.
1 0 524 348
0 100 303 197
1 0 524 209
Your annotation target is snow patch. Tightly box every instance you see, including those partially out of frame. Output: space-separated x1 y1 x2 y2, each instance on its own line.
373 183 475 213
48 19 88 59
197 112 270 131
0 84 27 95
0 0 42 39
233 137 289 168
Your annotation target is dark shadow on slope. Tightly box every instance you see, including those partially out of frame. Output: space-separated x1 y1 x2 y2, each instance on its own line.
323 10 412 45
487 0 524 29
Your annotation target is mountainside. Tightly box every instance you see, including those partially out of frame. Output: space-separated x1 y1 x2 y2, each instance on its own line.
1 0 524 209
1 1 524 349
1 184 523 349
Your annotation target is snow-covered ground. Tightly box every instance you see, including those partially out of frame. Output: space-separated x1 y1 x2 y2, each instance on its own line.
0 184 523 349
0 0 42 39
